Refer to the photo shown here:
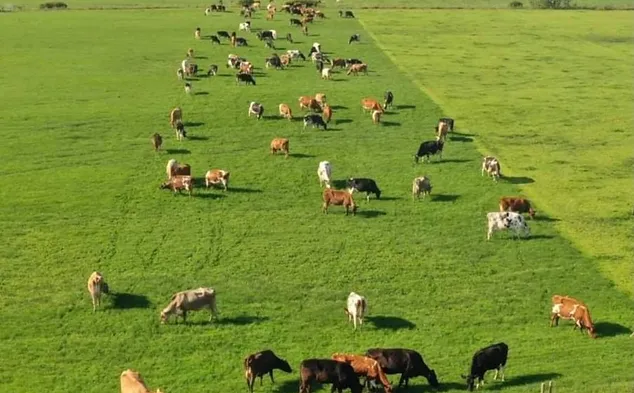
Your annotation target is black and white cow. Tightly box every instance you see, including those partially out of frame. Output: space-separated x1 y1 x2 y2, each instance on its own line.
347 178 381 201
439 117 454 132
339 10 355 18
257 30 278 40
413 138 445 163
217 30 231 40
210 35 221 44
207 65 219 76
345 58 363 67
303 114 327 130
486 212 530 240
366 348 439 389
235 37 248 46
348 34 360 44
266 55 282 69
384 91 394 110
299 359 363 393
462 343 508 391
236 73 256 85
248 102 264 120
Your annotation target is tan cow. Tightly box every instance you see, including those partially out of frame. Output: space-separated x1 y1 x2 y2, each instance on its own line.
361 98 383 114
169 107 182 128
151 133 162 152
187 48 194 58
195 27 201 39
331 354 392 393
322 104 332 123
270 138 289 158
166 159 191 179
279 103 293 120
160 175 193 196
371 110 382 125
205 169 230 191
322 188 357 215
87 271 109 312
550 295 597 338
299 96 321 112
412 176 432 200
160 287 219 324
120 369 163 393
347 63 368 76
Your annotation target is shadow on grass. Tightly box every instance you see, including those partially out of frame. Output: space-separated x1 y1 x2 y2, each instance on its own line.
378 196 402 201
216 315 269 326
194 193 226 200
194 91 209 96
533 215 561 222
165 148 191 155
381 121 400 127
504 176 535 185
289 153 316 159
432 194 460 202
188 135 209 141
396 104 416 110
437 382 469 392
450 136 474 142
111 293 151 309
331 78 349 83
453 131 476 137
229 187 263 194
275 380 299 393
526 235 555 240
193 56 208 60
357 210 386 218
335 118 353 125
487 373 562 390
185 77 200 81
331 105 348 110
595 322 633 337
440 159 472 164
367 315 415 330
183 121 205 127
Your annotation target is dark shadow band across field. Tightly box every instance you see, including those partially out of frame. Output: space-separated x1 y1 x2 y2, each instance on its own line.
366 315 416 330
111 293 151 309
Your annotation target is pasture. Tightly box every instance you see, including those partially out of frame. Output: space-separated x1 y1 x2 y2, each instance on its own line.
0 3 632 393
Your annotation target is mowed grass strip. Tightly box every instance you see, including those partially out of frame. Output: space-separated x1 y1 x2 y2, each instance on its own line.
0 7 632 393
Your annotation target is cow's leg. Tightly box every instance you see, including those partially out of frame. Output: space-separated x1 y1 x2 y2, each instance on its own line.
259 375 264 386
247 375 255 393
352 314 357 329
493 369 499 380
499 365 505 381
181 310 187 324
397 374 405 388
269 371 275 384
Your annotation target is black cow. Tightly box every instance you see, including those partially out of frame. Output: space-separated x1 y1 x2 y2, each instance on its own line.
236 73 256 85
290 18 303 26
210 35 221 44
345 58 363 67
439 117 455 132
347 178 381 201
216 4 225 11
348 34 360 44
235 37 248 46
299 359 363 393
266 55 282 69
244 350 292 393
384 91 394 109
339 10 355 18
207 65 218 76
414 139 445 163
303 114 327 130
175 121 187 139
217 30 231 40
366 348 439 389
462 343 508 391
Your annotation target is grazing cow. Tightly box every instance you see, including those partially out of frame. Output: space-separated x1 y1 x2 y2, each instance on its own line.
372 110 382 125
217 30 231 40
462 343 509 391
280 54 291 67
413 138 444 163
160 287 218 324
258 30 277 40
481 156 501 181
239 21 251 31
299 359 363 393
486 211 530 240
195 27 201 39
436 120 449 142
383 91 394 109
499 197 536 219
331 354 392 393
169 107 182 128
235 37 248 47
343 10 355 18
348 34 360 44
321 67 332 80
439 117 455 131
366 348 439 389
266 55 282 69
322 188 357 216
205 169 230 191
287 49 306 61
207 64 219 76
412 176 432 200
347 63 368 76
151 133 162 152
344 292 367 330
166 159 191 179
303 114 327 130
345 58 363 67
87 271 109 312
317 161 332 188
210 35 221 44
175 121 187 141
176 68 184 80
236 73 256 85
248 102 264 120
227 54 246 69
314 93 326 105
347 178 381 201
184 82 192 95
160 175 193 196
299 96 321 112
290 18 302 26
270 138 290 158
279 103 293 120
330 58 347 69
322 104 332 123
244 350 293 393
120 369 163 393
551 295 597 338
361 98 383 113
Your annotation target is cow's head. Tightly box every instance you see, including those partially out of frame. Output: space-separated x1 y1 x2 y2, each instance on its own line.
426 369 439 388
461 374 476 391
528 207 536 218
159 310 169 324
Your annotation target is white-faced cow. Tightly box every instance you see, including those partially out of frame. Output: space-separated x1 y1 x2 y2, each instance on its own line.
486 212 530 240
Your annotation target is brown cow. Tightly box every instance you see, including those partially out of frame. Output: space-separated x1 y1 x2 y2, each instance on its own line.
205 169 230 191
322 188 357 216
240 62 254 74
361 98 383 114
270 138 289 158
347 63 368 76
551 295 597 338
120 369 164 393
330 58 347 69
160 175 193 196
166 159 191 179
279 103 293 120
87 271 109 312
331 354 392 393
499 197 536 219
322 104 332 123
299 95 321 112
169 107 182 128
151 133 162 152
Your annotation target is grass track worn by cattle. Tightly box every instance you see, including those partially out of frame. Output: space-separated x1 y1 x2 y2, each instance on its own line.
0 4 632 393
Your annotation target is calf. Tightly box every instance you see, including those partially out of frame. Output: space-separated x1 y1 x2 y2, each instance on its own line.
270 138 289 158
331 354 392 393
486 211 530 240
303 114 327 130
347 178 381 201
279 103 293 120
245 350 293 393
166 159 191 179
160 287 218 323
299 359 363 393
413 138 444 163
499 197 536 219
551 295 596 338
236 73 256 85
317 161 332 188
383 91 394 110
462 343 508 391
366 348 439 389
412 176 432 200
120 369 163 393
322 188 357 216
87 271 109 312
205 169 230 191
248 102 264 120
348 34 360 44
160 175 193 196
344 292 367 330
481 156 501 181
347 63 367 76
322 104 332 123
151 133 162 152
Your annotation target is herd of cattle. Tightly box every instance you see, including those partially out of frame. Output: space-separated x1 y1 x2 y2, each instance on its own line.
99 2 613 393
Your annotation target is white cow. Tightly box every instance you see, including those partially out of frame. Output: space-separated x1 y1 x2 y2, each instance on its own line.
160 287 219 324
181 59 189 73
317 161 332 188
239 21 251 31
321 67 331 80
486 212 530 240
248 102 264 120
344 292 367 330
312 42 321 53
482 156 501 182
204 7 211 15
412 176 432 200
87 271 109 312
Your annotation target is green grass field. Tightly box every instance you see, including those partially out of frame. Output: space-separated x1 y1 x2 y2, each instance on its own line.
0 4 632 393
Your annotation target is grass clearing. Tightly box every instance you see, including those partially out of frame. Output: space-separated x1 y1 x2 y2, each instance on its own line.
0 5 632 393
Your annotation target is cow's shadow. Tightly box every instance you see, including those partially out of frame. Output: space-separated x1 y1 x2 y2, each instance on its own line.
111 293 151 309
276 379 299 393
335 118 353 125
487 373 562 390
367 315 416 330
183 121 204 127
229 187 263 194
165 148 191 155
288 153 316 159
595 322 632 337
504 176 535 185
216 315 269 326
356 210 386 218
396 104 416 110
432 194 460 202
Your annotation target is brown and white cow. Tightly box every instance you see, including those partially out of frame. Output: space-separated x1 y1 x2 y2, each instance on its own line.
551 295 596 338
330 58 347 69
87 271 109 312
240 61 254 74
481 156 501 182
361 98 383 114
299 95 321 112
347 63 368 76
280 54 292 67
322 188 357 215
160 287 219 324
120 369 163 393
279 103 293 120
270 138 290 158
166 159 191 179
331 354 392 393
169 107 182 128
436 120 449 142
160 175 193 196
499 197 536 219
315 93 327 105
205 169 230 191
371 110 382 125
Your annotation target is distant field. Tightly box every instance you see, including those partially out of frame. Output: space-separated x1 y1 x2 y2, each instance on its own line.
0 5 633 393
